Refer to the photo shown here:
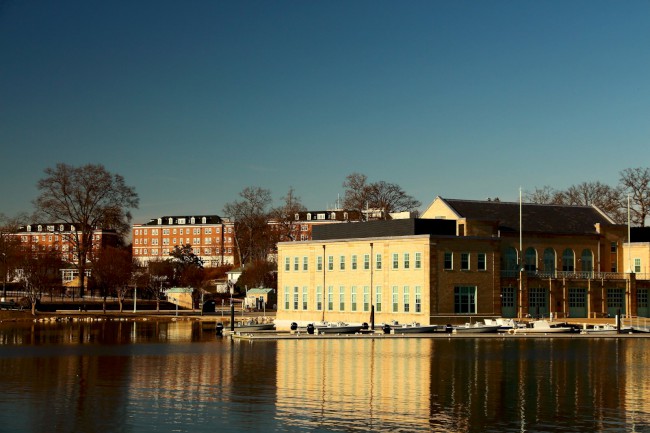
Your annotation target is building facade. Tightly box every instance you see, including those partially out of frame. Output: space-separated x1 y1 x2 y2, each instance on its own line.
132 215 235 267
277 198 648 329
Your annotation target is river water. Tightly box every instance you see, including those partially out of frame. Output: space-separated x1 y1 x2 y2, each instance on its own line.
0 320 648 433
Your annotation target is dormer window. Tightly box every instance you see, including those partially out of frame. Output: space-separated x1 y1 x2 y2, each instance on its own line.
190 217 195 224
59 224 64 231
27 225 32 232
307 213 311 220
344 212 348 220
157 218 162 225
295 213 299 221
47 225 54 232
331 212 336 220
38 225 42 232
202 217 207 224
168 218 173 224
178 218 186 224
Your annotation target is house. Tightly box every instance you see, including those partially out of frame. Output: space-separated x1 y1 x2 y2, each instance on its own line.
244 288 276 310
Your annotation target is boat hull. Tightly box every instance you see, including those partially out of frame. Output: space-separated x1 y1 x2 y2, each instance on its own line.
452 325 500 333
390 325 445 334
316 326 362 335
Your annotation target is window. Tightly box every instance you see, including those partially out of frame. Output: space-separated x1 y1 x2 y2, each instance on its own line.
284 287 290 310
404 253 410 269
502 287 515 308
327 286 334 310
543 248 556 274
294 257 299 271
460 253 469 270
363 286 369 312
562 249 575 272
392 286 399 312
392 253 399 269
403 286 410 312
340 255 345 270
328 256 334 271
293 287 299 310
303 256 308 271
351 286 357 311
444 252 453 270
316 286 322 310
415 252 422 269
454 286 476 314
351 255 357 270
376 286 382 312
302 287 308 310
477 253 486 271
525 247 537 271
317 256 323 271
415 286 421 312
339 286 345 310
581 249 593 273
285 257 290 271
634 258 642 273
364 254 370 270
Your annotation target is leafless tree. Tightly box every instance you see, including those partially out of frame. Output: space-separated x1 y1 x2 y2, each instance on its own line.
0 213 26 300
91 246 134 312
223 187 273 265
270 187 307 242
342 173 420 220
619 167 650 226
555 181 625 223
525 186 563 204
34 163 139 298
18 248 64 315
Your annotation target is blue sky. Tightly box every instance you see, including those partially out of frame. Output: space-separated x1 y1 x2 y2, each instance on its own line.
1 1 649 224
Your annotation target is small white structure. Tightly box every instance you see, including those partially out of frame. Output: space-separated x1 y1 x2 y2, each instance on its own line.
165 287 194 309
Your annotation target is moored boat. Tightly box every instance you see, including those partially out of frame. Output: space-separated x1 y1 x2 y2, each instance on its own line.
233 321 276 332
511 320 573 334
484 318 526 332
389 322 445 334
315 322 363 335
452 322 500 333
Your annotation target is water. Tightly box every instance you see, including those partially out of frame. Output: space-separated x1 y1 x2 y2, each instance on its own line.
0 320 649 433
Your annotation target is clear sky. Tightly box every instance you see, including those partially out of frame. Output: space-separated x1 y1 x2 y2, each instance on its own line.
1 0 649 224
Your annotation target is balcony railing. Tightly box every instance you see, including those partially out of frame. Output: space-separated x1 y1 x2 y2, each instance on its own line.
500 270 630 280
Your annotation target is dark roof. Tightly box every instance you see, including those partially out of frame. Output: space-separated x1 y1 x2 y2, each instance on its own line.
442 198 614 235
631 227 650 242
144 215 224 226
312 218 456 240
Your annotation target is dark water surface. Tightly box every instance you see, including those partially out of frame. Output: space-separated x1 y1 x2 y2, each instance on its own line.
0 320 648 432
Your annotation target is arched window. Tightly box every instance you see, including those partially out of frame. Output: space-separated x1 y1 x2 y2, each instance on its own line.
581 249 593 273
562 249 575 272
157 218 162 225
502 247 518 271
169 218 173 224
190 217 195 224
202 217 207 224
543 248 556 274
525 247 537 271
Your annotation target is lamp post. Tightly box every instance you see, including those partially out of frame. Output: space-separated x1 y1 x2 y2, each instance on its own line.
370 242 375 331
229 283 235 331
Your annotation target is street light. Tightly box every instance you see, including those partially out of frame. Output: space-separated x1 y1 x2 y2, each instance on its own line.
229 283 235 331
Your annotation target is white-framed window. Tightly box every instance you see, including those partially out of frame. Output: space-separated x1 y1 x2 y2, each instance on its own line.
316 286 322 310
293 287 299 310
327 286 334 310
478 253 487 271
415 286 421 312
376 286 382 312
284 257 290 271
376 254 382 270
339 286 345 310
317 256 323 271
404 253 410 269
392 286 399 312
351 255 358 270
392 253 399 269
634 258 642 273
415 252 422 269
363 286 369 312
403 286 410 312
351 286 357 311
303 256 308 271
339 255 345 270
302 286 308 310
294 257 299 271
364 254 370 270
284 287 290 310
328 256 334 271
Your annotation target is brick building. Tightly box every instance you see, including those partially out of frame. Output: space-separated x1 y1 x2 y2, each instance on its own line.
132 215 235 267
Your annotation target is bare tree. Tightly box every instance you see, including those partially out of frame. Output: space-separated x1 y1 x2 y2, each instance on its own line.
554 181 625 223
18 248 64 315
0 213 26 301
91 246 134 312
342 173 420 220
619 167 650 226
34 163 139 298
270 187 307 242
525 186 563 204
223 187 273 265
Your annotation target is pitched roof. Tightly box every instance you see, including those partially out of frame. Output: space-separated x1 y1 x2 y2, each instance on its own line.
441 198 615 235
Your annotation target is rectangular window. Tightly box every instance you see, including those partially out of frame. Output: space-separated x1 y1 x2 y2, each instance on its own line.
634 258 641 273
285 257 290 271
363 286 370 312
328 256 334 271
392 253 399 269
376 286 382 312
364 254 370 270
339 286 345 310
327 286 334 310
444 252 453 270
317 256 323 271
415 252 422 269
415 286 421 313
392 286 399 312
340 255 345 270
293 287 299 310
351 255 358 270
316 286 322 311
461 253 470 270
303 256 308 271
302 286 308 310
351 286 357 311
294 257 299 271
404 253 410 269
403 286 410 312
454 286 476 314
478 253 486 271
284 287 290 310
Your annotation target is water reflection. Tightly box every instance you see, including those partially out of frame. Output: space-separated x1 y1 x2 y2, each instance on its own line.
275 337 650 432
0 321 649 432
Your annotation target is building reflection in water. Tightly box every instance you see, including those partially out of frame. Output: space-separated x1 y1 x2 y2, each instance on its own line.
275 337 650 432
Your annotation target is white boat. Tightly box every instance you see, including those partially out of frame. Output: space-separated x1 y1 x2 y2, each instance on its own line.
452 322 500 333
580 324 632 335
315 322 363 335
234 321 276 332
389 322 445 334
484 318 526 332
511 320 573 334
